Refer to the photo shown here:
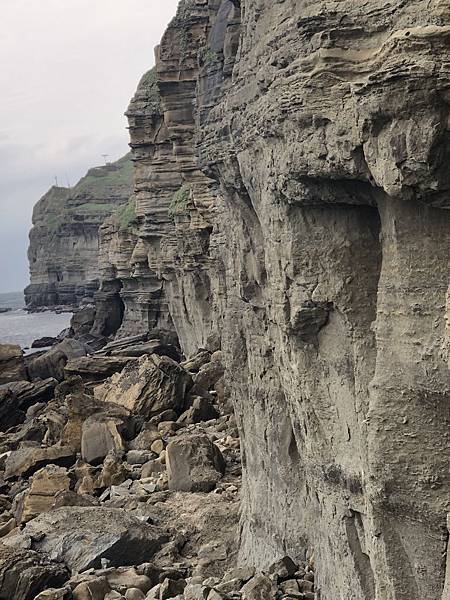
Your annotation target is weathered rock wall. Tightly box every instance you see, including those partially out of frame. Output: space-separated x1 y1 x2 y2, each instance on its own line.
25 155 133 309
95 1 450 598
196 1 450 599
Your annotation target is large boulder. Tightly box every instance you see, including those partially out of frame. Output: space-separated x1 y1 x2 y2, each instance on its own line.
81 416 126 464
95 354 192 419
0 344 27 384
27 339 86 382
0 378 57 431
64 355 137 383
5 444 76 479
166 434 226 492
69 306 96 337
16 465 70 523
21 507 168 573
0 543 68 600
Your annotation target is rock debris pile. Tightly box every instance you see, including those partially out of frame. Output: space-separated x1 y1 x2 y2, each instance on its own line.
0 333 317 600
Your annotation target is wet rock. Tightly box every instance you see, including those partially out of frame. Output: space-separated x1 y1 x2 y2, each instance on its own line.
166 434 225 492
0 344 27 384
21 507 168 574
95 355 192 419
0 543 69 600
32 337 59 349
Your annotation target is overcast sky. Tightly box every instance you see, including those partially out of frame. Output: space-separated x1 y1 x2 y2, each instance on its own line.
0 0 179 293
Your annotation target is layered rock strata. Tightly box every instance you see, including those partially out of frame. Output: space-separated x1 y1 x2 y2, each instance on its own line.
25 155 133 309
100 1 450 599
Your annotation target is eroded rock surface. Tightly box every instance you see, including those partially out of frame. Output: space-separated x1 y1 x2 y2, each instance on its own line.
89 1 449 598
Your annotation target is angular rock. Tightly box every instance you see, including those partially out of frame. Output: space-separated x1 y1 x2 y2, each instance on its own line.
32 337 58 349
81 416 125 464
0 378 57 432
0 344 27 384
22 507 168 574
17 464 70 523
166 434 225 492
5 444 76 479
27 339 87 381
64 356 137 384
95 354 192 419
177 397 219 425
0 543 68 600
241 575 276 600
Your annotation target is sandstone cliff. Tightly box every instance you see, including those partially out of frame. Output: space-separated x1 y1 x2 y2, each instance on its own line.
93 1 450 599
25 154 133 309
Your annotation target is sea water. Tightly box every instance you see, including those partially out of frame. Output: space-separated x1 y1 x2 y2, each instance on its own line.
0 291 72 349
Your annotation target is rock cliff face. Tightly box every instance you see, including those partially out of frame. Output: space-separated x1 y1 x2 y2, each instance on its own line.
45 1 450 598
25 155 133 309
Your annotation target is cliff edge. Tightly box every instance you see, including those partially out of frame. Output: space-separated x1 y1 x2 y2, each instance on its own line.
25 154 133 310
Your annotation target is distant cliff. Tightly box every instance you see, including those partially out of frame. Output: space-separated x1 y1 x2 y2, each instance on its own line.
25 155 133 309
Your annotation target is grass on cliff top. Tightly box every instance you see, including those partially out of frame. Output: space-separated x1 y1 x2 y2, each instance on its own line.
39 154 133 232
169 184 190 216
73 153 133 198
116 196 137 230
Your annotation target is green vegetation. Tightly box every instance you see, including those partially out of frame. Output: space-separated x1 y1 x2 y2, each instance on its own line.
74 154 133 198
169 184 191 216
116 197 137 230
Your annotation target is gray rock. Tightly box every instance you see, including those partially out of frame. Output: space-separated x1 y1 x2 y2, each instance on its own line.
0 543 69 600
0 344 27 384
166 434 225 492
21 507 168 573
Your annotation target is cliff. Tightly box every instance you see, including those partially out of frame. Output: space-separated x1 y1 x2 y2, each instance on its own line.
94 1 450 598
25 154 133 309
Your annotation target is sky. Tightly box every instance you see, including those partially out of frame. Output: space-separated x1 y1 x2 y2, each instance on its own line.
0 0 179 293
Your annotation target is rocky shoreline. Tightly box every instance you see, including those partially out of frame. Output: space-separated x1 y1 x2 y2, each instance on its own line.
0 311 317 600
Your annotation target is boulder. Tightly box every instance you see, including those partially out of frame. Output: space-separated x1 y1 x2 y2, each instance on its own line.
189 361 224 397
95 355 192 419
0 344 27 384
0 378 57 431
27 339 86 382
177 397 219 425
32 337 58 349
81 417 125 464
70 306 96 337
241 575 276 600
22 507 168 573
5 444 76 479
0 543 68 600
64 356 137 384
110 341 181 363
166 435 225 492
17 465 70 523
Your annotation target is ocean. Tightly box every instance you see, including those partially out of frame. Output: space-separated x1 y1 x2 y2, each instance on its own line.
0 291 72 349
